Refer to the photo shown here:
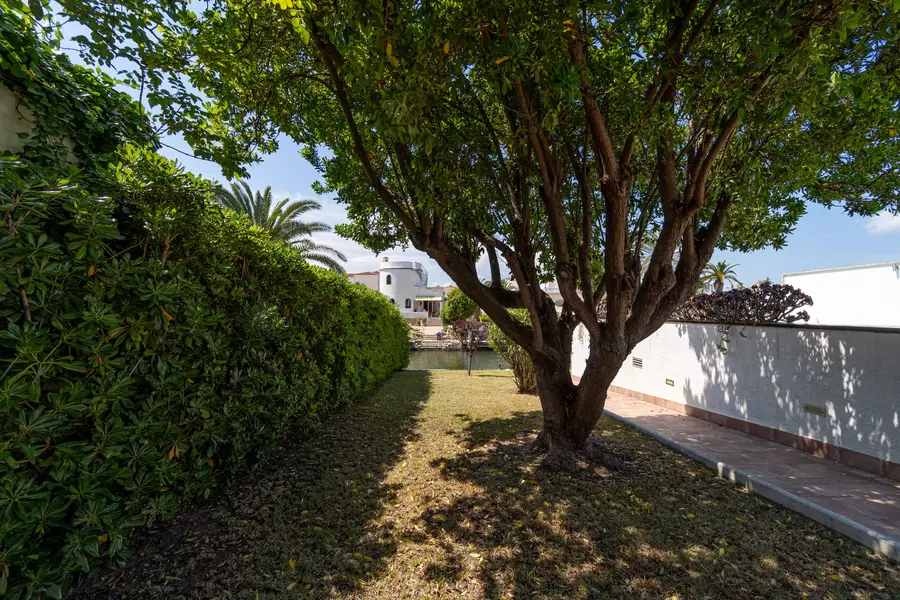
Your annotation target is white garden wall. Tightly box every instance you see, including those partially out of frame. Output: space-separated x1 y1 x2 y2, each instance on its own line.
573 322 900 464
783 262 900 328
0 85 33 154
1 83 75 159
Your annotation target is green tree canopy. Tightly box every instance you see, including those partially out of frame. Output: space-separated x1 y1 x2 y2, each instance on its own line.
440 287 477 325
29 0 900 456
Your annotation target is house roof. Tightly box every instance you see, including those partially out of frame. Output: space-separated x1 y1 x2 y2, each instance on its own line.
347 271 379 276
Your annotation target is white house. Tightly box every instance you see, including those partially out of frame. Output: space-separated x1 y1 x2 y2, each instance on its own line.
782 260 900 328
347 258 446 320
345 270 379 292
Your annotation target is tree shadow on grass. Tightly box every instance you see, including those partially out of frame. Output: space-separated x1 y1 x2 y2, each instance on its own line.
421 412 899 600
70 371 431 600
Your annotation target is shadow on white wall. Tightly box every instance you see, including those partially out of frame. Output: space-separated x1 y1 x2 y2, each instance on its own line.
677 323 897 462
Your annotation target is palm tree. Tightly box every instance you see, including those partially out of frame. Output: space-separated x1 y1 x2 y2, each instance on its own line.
293 238 348 273
215 181 347 272
700 261 742 294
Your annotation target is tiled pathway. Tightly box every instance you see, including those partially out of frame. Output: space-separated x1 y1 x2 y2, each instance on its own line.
604 391 900 545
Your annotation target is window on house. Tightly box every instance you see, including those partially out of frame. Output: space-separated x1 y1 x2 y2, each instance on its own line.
386 274 392 285
405 298 412 309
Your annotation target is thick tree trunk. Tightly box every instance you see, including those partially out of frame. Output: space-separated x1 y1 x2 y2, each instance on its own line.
532 358 582 454
530 344 626 461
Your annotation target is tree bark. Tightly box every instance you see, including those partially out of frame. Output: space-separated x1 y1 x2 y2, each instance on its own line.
532 357 580 454
531 344 625 459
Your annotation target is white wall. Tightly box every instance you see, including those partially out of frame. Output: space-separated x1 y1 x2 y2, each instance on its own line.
347 273 379 292
783 262 900 328
575 322 900 462
1 83 76 161
571 324 590 378
1 85 34 154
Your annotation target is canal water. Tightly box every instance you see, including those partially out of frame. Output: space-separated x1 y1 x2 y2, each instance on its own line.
406 350 507 370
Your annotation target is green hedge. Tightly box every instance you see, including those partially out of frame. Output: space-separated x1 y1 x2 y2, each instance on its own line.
0 146 409 598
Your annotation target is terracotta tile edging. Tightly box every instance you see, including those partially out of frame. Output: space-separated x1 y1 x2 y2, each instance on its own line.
606 385 900 482
600 408 900 564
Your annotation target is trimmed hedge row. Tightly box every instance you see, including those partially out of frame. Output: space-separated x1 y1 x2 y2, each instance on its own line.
0 146 409 598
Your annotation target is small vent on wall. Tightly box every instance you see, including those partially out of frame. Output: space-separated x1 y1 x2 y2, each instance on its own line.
804 403 827 417
632 357 643 369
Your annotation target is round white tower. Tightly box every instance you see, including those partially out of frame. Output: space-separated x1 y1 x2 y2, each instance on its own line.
379 257 426 312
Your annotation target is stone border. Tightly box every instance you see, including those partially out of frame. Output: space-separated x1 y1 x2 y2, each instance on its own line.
609 385 900 482
603 408 900 564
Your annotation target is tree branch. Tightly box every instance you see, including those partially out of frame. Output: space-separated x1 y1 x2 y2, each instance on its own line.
310 19 419 235
566 24 620 183
563 136 596 315
512 80 599 335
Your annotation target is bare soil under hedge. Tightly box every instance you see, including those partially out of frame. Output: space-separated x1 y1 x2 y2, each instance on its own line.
70 370 899 599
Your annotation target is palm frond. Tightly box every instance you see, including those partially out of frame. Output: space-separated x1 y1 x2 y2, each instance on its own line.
216 181 252 217
216 183 347 271
255 186 275 228
279 198 323 220
302 252 347 273
294 238 348 261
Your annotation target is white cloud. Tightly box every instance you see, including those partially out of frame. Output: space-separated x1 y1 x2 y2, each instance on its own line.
864 213 900 235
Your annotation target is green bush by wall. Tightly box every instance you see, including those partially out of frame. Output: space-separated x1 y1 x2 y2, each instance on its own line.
0 146 409 598
0 8 156 170
486 310 536 394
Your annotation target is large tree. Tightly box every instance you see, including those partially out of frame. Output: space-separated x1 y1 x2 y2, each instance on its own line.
26 0 900 460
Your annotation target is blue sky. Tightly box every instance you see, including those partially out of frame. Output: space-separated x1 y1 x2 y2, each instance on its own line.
162 135 900 287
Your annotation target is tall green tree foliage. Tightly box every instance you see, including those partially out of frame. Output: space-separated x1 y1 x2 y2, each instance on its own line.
215 182 348 271
440 287 477 326
34 0 900 458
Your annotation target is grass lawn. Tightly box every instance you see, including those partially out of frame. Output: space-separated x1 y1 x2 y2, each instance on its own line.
73 371 899 599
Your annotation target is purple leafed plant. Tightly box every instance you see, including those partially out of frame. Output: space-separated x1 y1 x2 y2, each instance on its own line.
672 282 813 325
451 319 489 375
671 282 813 351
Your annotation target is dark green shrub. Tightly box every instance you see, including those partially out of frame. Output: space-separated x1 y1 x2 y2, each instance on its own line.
486 310 536 394
0 147 409 598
